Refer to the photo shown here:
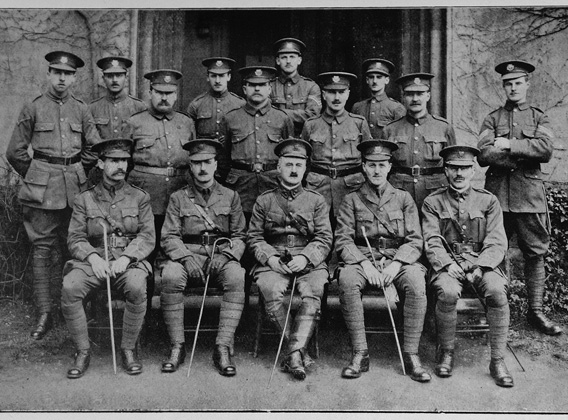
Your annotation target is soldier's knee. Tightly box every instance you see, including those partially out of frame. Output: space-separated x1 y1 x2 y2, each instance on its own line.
61 275 85 304
160 261 187 293
436 288 459 306
125 272 148 304
338 265 361 291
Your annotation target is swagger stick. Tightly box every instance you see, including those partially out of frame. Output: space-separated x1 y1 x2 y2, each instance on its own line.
426 234 525 372
361 226 406 376
187 237 233 377
99 221 117 375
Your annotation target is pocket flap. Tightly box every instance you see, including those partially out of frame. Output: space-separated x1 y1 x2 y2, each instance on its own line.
267 133 282 143
94 118 110 125
70 123 82 133
388 210 404 220
24 169 50 185
34 123 54 132
121 207 139 218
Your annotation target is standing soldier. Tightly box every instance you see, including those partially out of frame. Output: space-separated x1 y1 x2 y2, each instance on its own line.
302 72 372 217
221 66 293 218
61 138 155 378
422 145 513 387
270 38 322 136
351 58 406 139
88 56 146 186
126 69 196 246
247 138 332 380
381 73 456 209
90 56 146 140
478 61 560 336
6 51 101 340
187 57 244 140
335 140 430 382
159 138 247 376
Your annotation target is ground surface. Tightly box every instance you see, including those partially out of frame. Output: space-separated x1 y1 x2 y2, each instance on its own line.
1 297 568 414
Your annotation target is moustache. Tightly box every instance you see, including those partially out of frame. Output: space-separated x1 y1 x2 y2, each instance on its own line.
198 171 208 176
113 170 126 176
289 173 298 177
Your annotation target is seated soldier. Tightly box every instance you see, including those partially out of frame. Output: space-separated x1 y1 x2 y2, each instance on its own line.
247 138 333 380
335 139 430 382
422 145 513 388
61 138 155 378
159 138 247 376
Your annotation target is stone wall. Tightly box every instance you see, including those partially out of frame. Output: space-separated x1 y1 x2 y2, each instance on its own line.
449 7 568 183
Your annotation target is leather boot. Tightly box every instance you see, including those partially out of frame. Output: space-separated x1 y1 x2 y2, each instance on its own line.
162 343 186 373
121 349 143 375
527 310 563 336
435 347 454 378
31 312 52 340
67 349 91 379
341 350 369 379
403 353 431 383
213 345 236 377
490 357 514 388
281 349 306 380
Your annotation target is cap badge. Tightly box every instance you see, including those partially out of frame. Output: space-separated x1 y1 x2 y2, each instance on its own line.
215 60 223 67
414 77 422 85
61 56 68 64
164 75 171 83
332 76 340 83
111 60 119 67
254 69 262 76
507 64 515 72
458 150 465 157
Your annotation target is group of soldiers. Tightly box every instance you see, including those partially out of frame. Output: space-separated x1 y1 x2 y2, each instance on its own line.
5 36 560 389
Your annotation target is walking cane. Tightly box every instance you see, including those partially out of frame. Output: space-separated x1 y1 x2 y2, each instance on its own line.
361 226 406 376
268 251 297 386
187 237 233 377
99 221 117 375
426 234 525 372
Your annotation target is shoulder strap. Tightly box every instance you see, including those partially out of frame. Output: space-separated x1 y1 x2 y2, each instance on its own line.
184 189 221 233
355 190 398 238
273 192 309 237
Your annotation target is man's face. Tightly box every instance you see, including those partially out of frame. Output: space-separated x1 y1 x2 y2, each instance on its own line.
243 82 271 106
97 157 128 184
47 68 76 95
503 76 529 104
402 89 430 116
445 164 475 191
363 160 391 188
207 71 231 93
278 156 306 188
103 72 127 94
366 74 389 94
322 88 350 113
150 87 177 114
275 53 302 76
189 157 217 186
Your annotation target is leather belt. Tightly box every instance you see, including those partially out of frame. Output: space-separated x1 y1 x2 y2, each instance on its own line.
391 165 444 176
355 237 404 250
182 233 228 246
33 150 81 166
310 164 361 180
231 161 278 173
133 165 189 176
452 242 482 254
267 234 310 248
90 235 134 249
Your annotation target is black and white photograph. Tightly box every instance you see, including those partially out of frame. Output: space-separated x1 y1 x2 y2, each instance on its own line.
0 2 568 413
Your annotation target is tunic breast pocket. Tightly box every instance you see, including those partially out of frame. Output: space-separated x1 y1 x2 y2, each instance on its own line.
294 211 315 235
94 118 110 127
423 136 446 162
343 133 361 155
267 133 282 144
231 127 254 144
121 207 140 234
468 209 486 242
196 111 212 120
387 209 404 236
521 126 536 138
392 136 409 165
134 135 159 151
86 208 106 235
213 206 231 232
292 97 308 108
70 123 83 143
355 210 375 237
180 207 201 234
32 123 55 148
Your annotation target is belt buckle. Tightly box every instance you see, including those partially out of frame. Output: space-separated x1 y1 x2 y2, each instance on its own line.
166 167 175 177
253 162 263 173
378 237 387 249
286 234 295 247
62 156 71 165
452 243 460 254
201 233 212 246
109 234 117 248
462 243 474 253
411 165 421 176
329 167 338 179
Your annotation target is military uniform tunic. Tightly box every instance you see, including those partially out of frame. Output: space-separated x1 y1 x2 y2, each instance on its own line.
126 108 196 216
187 89 245 140
7 90 101 210
301 109 372 214
351 92 406 139
477 101 553 258
270 73 322 136
62 180 155 351
381 113 456 209
221 101 293 214
89 91 147 140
